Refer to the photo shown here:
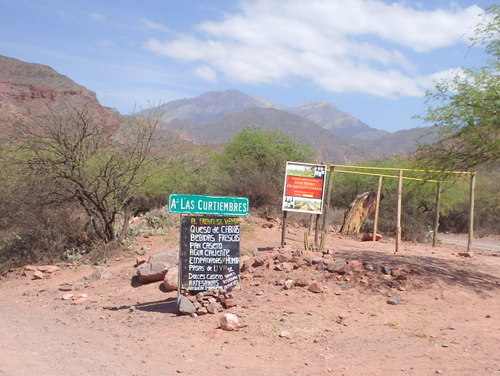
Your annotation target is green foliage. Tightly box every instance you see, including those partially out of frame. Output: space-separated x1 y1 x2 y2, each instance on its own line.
415 5 499 172
5 104 161 244
216 127 314 207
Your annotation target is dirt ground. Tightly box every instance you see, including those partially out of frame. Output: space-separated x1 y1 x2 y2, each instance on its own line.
1 215 499 376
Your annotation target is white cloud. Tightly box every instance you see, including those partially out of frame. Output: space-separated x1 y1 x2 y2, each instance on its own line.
98 39 114 47
90 12 105 21
141 18 170 32
143 0 485 98
193 65 217 82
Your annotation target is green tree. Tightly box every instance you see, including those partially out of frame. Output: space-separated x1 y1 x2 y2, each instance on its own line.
7 104 160 244
415 5 499 172
217 127 314 207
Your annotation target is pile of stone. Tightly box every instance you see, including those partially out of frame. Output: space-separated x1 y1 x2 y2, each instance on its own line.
241 248 412 291
22 265 60 279
179 289 241 316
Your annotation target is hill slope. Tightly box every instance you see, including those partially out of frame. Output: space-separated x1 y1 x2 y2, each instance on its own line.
0 55 118 137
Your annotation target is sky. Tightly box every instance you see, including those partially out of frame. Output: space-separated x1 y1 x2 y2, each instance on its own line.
0 0 495 132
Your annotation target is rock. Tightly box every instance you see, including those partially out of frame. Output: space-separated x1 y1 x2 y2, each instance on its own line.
311 257 324 265
32 271 44 280
206 302 223 314
290 257 307 268
163 267 178 292
62 293 73 300
284 279 295 290
332 286 343 295
197 306 208 315
363 262 375 271
137 261 171 283
220 313 240 331
37 265 60 273
279 330 292 339
316 261 326 271
149 249 178 265
222 297 239 308
303 257 313 266
308 281 324 293
178 295 196 315
72 293 88 299
381 266 392 275
363 262 382 272
391 268 408 280
135 258 147 267
387 296 401 305
458 252 473 258
276 253 291 263
360 233 383 241
240 255 252 272
59 284 73 291
72 297 89 305
295 277 310 287
24 265 38 272
252 257 265 267
346 260 365 273
92 268 113 280
281 262 293 271
326 259 347 274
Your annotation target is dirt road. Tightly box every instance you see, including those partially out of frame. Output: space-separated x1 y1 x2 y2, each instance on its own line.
1 218 499 375
438 233 500 254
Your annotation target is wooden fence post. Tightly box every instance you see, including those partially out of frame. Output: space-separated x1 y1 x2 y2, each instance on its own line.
395 170 403 253
281 210 288 248
373 175 383 242
432 182 441 247
467 173 476 252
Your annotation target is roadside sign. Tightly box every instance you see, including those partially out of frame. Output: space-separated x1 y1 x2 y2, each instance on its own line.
168 194 249 216
282 162 327 214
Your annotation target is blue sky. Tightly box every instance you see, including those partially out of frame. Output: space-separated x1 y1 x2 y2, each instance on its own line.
0 0 495 132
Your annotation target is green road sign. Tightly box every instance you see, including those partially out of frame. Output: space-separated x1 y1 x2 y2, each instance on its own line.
168 194 249 216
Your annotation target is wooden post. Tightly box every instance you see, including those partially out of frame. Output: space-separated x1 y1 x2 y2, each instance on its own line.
432 182 441 247
467 173 476 252
395 170 403 253
372 175 383 242
321 166 335 233
314 214 321 249
281 210 288 248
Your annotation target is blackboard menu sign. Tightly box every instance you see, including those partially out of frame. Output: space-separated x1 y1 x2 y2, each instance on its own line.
179 216 240 292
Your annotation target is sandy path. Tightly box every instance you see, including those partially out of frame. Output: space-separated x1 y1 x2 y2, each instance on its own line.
1 220 499 376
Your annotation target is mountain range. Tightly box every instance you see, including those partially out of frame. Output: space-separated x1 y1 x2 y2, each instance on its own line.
0 55 439 163
153 89 439 163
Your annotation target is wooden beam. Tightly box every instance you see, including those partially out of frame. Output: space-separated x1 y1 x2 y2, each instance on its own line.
321 166 335 234
467 173 476 252
373 175 383 242
432 182 441 247
395 170 403 253
281 210 288 248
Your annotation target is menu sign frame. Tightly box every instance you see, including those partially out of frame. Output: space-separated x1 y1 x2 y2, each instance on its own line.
179 215 240 293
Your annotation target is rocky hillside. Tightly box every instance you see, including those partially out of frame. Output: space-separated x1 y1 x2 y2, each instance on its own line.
0 55 117 137
281 101 388 140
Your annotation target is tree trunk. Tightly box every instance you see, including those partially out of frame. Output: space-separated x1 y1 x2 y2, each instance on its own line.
340 191 383 235
118 203 131 243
